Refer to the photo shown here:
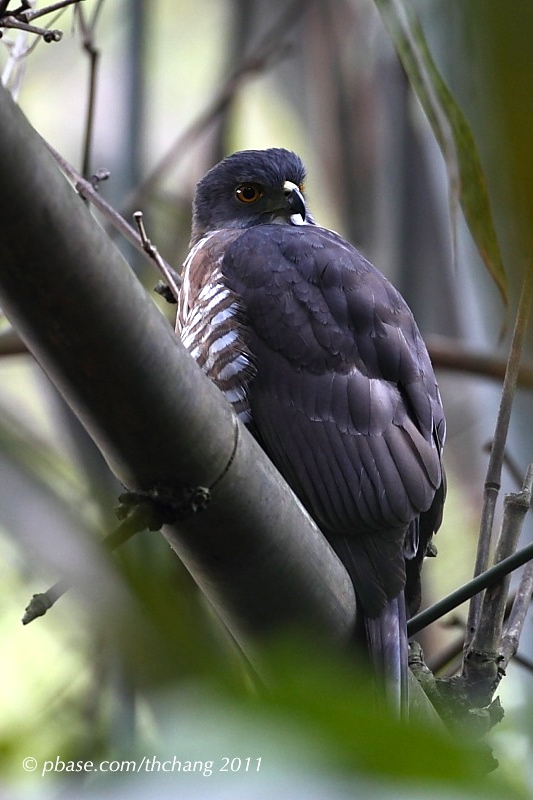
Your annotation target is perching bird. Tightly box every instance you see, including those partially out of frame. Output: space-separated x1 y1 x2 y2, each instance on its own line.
177 148 446 710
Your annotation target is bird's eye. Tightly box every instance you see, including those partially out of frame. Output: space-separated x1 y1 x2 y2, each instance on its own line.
235 184 263 204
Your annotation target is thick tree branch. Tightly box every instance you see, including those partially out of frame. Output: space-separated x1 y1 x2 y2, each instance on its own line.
0 83 355 657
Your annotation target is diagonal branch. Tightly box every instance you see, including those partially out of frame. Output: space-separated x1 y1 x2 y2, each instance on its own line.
44 142 164 270
408 536 533 637
17 0 82 22
0 80 355 659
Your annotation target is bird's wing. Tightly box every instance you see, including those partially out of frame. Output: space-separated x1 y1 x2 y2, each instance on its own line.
221 223 445 615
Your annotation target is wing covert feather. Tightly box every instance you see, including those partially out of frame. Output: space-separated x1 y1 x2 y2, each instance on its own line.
219 223 445 614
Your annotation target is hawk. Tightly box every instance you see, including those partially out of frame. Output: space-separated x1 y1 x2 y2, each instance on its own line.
177 148 446 708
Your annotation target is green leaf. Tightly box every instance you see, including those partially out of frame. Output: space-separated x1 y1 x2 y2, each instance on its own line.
374 0 507 305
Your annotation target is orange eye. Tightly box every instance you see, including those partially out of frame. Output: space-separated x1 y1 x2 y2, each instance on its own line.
235 184 263 204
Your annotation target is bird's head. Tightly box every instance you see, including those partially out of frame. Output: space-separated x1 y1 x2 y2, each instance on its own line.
190 148 313 243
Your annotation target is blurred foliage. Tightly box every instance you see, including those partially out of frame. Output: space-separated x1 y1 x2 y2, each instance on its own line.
1 0 533 797
463 0 533 311
376 0 507 304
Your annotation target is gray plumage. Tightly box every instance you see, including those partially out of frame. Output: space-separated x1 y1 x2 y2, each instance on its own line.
178 148 446 707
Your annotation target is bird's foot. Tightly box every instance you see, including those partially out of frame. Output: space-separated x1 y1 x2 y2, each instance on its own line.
116 484 211 530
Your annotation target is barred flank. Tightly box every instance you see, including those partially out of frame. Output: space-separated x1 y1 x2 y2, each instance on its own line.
178 258 254 423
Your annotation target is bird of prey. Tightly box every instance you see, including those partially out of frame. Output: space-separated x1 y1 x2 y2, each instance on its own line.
177 148 446 710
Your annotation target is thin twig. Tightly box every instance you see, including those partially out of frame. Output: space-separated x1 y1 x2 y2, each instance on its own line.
408 537 533 637
44 141 174 278
1 0 84 93
21 0 81 22
21 499 166 625
500 559 533 669
21 578 71 625
133 211 182 298
1 16 62 40
465 264 533 647
471 464 533 658
75 1 100 178
21 485 212 625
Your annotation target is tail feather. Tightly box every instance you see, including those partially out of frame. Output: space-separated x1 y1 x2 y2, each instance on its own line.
365 594 408 716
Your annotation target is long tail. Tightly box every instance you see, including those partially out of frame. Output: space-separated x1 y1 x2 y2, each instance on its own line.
365 594 408 717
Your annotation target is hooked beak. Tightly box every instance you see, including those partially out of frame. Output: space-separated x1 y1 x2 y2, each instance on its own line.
283 180 307 224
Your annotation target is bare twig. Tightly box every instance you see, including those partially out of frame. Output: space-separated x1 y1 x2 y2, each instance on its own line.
408 537 533 637
1 0 84 92
21 0 81 22
133 211 182 298
0 0 83 39
74 1 101 177
22 578 71 625
21 496 173 625
500 559 533 669
456 454 533 710
44 141 175 278
465 265 533 647
0 16 62 40
471 464 533 658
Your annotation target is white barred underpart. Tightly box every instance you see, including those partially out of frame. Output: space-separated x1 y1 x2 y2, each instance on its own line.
178 239 253 423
